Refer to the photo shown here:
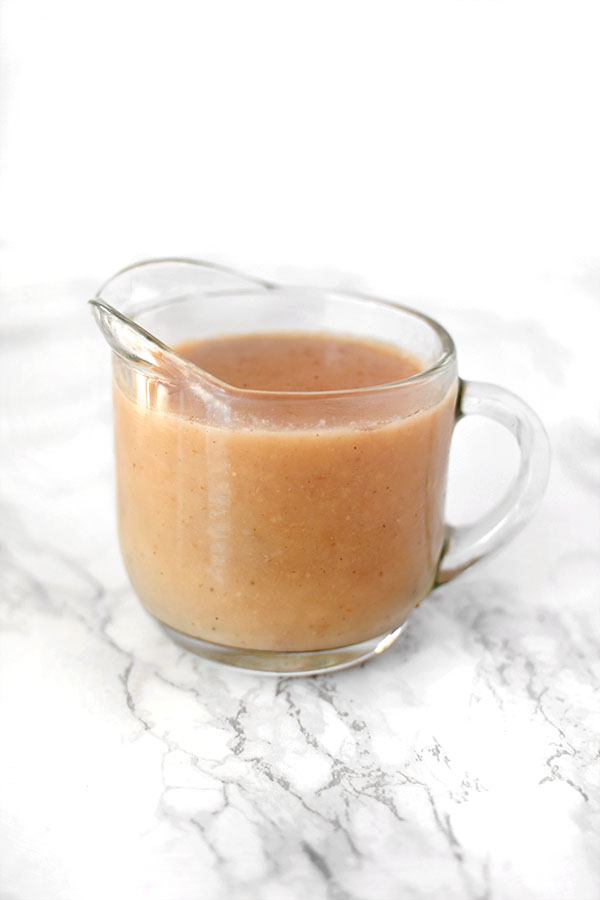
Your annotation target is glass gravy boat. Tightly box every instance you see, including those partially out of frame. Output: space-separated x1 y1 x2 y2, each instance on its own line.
91 258 549 675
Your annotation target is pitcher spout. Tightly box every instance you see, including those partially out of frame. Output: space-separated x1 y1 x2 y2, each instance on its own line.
89 298 186 382
89 256 273 392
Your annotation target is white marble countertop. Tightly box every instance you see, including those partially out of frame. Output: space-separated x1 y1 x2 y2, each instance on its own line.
1 275 599 900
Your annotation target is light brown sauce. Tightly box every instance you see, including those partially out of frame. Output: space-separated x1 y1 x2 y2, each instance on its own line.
175 332 422 391
114 332 457 651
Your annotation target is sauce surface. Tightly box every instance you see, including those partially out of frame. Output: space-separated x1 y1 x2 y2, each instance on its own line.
175 332 423 392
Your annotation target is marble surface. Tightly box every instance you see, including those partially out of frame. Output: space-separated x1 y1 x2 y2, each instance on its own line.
1 275 599 900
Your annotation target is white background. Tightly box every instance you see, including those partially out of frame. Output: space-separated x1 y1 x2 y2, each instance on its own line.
1 0 599 310
2 0 599 527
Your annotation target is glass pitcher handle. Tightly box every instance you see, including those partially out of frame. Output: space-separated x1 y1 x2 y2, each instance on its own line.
436 380 550 584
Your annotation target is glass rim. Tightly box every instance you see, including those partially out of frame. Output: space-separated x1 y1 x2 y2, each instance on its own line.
93 257 457 399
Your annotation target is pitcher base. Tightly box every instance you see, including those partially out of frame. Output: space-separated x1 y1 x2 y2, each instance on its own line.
156 620 407 676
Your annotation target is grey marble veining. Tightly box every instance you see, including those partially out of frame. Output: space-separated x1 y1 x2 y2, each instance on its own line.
1 279 599 900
